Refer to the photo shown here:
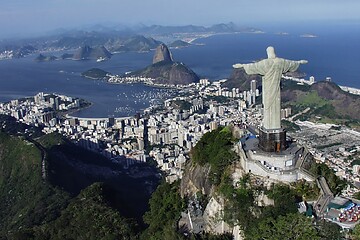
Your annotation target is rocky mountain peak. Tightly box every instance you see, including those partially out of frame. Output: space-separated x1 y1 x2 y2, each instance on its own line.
152 43 173 64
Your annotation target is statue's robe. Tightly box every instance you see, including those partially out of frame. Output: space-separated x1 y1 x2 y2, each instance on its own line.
243 58 300 130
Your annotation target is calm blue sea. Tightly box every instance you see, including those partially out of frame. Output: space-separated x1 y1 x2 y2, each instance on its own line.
0 26 359 117
173 26 360 87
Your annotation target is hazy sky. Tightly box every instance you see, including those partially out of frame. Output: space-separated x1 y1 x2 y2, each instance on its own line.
1 0 360 38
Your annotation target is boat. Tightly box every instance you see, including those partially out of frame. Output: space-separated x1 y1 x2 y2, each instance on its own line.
96 57 107 62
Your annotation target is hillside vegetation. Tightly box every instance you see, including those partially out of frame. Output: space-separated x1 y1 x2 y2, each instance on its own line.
182 127 345 239
282 81 360 129
29 183 136 240
190 126 237 185
0 118 157 239
0 132 69 236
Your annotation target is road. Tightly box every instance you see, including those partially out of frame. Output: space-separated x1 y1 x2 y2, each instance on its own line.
315 176 334 216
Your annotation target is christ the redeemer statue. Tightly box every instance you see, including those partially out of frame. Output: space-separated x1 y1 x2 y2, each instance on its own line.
233 46 307 130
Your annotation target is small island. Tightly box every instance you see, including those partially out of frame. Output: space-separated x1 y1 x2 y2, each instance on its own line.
81 68 110 80
169 40 192 48
35 54 58 62
300 34 318 38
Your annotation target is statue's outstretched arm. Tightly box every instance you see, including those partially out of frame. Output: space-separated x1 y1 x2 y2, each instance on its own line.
233 63 243 68
298 60 308 64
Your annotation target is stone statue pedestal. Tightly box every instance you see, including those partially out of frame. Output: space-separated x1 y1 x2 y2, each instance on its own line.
258 127 287 152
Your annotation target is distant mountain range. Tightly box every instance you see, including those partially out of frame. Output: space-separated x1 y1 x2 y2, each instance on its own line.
0 23 260 60
137 22 258 35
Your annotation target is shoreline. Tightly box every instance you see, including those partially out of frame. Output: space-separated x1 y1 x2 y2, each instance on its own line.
339 85 360 96
185 30 266 44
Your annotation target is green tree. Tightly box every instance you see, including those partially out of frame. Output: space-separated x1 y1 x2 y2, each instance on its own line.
309 162 346 195
353 223 360 240
190 127 237 185
0 132 69 236
353 191 360 200
219 174 255 230
248 213 319 240
292 179 319 201
142 181 185 240
316 220 343 240
266 184 299 217
33 183 136 240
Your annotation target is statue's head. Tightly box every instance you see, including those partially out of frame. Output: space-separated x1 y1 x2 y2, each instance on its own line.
266 46 276 59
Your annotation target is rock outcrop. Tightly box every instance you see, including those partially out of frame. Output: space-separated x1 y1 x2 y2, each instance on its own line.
203 197 232 234
73 45 112 60
152 43 173 64
129 43 199 85
180 163 213 197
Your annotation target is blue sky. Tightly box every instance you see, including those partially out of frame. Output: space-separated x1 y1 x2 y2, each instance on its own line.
1 0 360 38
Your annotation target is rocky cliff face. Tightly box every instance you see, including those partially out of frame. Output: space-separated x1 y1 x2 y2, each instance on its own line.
203 197 231 234
180 163 213 197
152 43 173 64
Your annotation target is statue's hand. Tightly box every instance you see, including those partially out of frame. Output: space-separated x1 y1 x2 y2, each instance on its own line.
299 60 308 64
233 63 243 68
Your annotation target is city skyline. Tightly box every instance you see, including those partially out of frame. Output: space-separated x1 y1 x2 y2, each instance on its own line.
1 0 360 39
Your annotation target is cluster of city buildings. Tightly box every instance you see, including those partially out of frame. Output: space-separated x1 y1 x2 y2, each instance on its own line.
0 78 316 183
291 121 360 197
1 76 360 230
108 75 156 85
282 75 316 85
0 92 80 126
0 79 269 182
0 50 15 60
